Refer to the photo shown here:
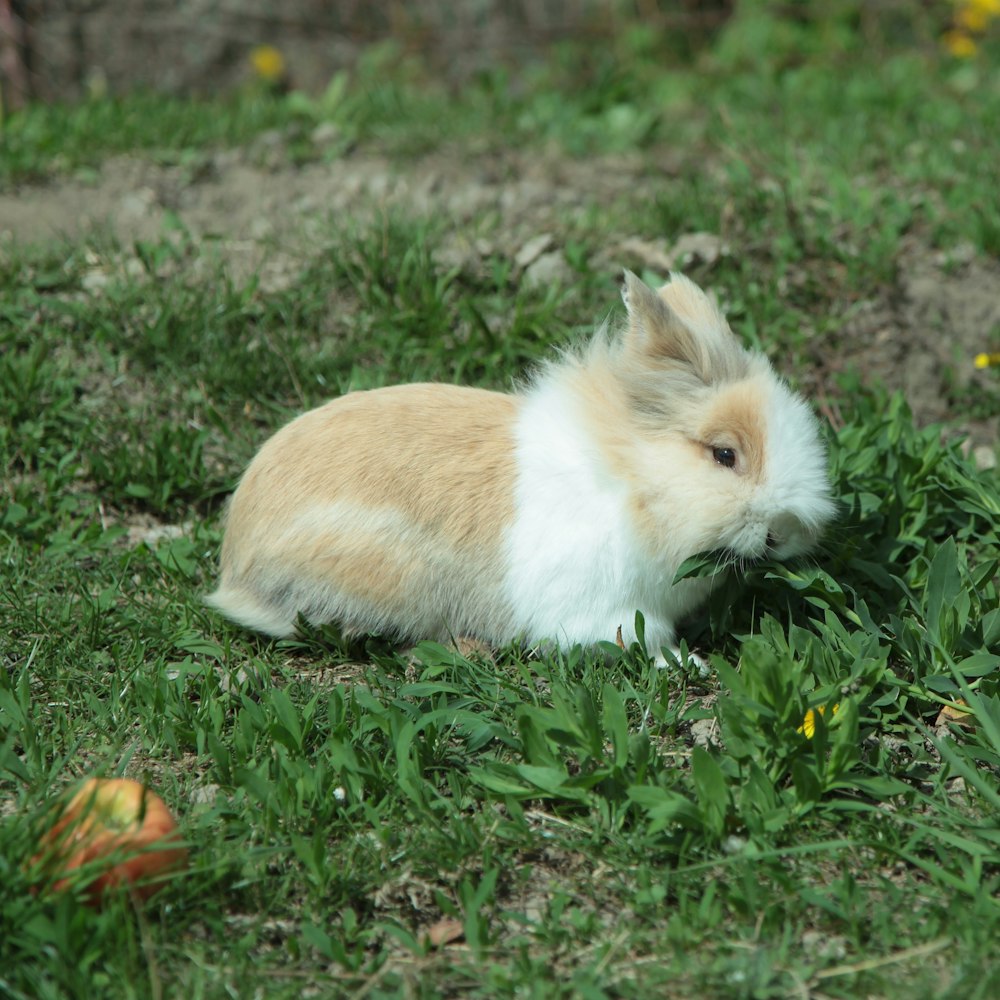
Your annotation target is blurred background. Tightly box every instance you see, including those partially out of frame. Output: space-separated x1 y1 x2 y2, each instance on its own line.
2 0 998 433
0 0 988 111
7 1 728 108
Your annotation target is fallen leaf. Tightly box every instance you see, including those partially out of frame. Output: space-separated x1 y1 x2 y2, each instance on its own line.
934 699 974 730
618 231 731 274
452 636 495 661
515 233 554 270
618 236 676 272
669 231 730 267
422 917 465 949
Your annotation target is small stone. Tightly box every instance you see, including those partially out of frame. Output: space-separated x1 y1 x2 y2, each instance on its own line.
973 445 997 471
81 268 111 292
722 835 747 854
118 187 158 220
801 930 848 962
191 783 221 807
126 521 188 547
523 250 571 289
689 717 719 749
311 121 341 146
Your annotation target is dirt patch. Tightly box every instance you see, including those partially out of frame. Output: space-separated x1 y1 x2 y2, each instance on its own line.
3 143 998 448
0 142 654 257
834 238 1000 447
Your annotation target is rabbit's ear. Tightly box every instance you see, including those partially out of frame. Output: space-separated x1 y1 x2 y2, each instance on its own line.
621 269 701 368
621 270 748 385
657 272 729 339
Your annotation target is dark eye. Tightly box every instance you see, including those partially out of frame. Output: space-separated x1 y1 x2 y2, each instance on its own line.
713 447 737 469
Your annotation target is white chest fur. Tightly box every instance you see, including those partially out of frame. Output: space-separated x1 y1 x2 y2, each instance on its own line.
503 380 704 657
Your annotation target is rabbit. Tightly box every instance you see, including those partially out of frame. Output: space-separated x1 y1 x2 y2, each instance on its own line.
207 270 835 664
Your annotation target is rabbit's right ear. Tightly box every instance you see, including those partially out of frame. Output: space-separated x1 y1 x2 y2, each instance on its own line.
621 269 705 374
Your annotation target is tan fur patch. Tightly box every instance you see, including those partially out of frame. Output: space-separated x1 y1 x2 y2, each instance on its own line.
281 516 420 609
698 381 768 481
220 383 517 578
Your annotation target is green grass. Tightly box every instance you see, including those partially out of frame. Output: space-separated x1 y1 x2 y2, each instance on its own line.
3 8 1000 999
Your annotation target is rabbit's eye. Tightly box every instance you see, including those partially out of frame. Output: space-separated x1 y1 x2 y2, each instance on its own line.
712 446 737 469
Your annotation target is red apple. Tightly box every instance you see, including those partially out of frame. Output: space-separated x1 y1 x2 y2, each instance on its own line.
32 777 187 904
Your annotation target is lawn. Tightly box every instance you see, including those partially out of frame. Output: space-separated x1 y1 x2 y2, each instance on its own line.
2 4 1000 998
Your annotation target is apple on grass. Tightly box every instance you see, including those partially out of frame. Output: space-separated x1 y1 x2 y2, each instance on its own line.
31 777 188 905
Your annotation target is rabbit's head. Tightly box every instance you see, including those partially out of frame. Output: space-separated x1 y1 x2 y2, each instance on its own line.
583 271 835 569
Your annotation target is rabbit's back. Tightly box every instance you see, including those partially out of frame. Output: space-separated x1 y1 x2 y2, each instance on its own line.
207 384 519 639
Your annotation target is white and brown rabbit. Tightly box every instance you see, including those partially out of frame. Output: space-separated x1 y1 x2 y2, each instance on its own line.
207 271 835 662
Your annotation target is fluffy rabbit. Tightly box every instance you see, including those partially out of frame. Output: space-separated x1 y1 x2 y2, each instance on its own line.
207 271 835 662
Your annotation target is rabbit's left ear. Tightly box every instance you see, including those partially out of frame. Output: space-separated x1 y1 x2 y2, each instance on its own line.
622 270 745 385
621 269 714 378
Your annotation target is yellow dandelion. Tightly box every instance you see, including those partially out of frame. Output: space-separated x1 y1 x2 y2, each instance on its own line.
967 0 1000 18
943 30 979 56
975 352 1000 369
250 45 287 84
797 703 839 739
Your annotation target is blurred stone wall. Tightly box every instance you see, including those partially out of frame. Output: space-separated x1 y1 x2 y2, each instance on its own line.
2 0 731 107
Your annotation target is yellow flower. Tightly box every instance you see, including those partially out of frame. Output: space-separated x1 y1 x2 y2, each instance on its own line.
966 0 1000 17
958 6 991 32
797 703 839 739
250 45 287 84
975 352 1000 369
943 30 979 57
